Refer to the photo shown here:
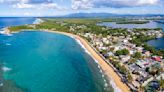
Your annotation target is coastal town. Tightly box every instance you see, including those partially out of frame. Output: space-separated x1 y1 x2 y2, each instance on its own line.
81 27 164 91
1 0 164 92
5 18 164 92
68 22 164 92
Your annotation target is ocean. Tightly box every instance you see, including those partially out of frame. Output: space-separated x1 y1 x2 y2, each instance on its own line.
0 18 113 92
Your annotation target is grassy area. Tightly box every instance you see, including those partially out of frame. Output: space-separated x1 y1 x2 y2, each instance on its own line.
8 25 33 32
43 18 134 24
43 18 100 24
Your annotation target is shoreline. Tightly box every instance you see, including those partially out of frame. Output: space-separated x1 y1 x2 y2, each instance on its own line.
0 27 11 35
2 29 130 92
45 30 130 92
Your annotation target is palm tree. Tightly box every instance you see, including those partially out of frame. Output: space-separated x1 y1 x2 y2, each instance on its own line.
139 85 145 92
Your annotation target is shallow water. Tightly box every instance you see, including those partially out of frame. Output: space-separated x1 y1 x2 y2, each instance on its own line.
0 31 112 92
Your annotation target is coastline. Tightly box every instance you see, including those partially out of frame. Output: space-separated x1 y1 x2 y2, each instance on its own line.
0 27 11 35
45 30 130 92
3 28 130 92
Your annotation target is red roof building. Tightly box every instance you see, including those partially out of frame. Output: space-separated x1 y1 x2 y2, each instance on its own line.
152 56 161 62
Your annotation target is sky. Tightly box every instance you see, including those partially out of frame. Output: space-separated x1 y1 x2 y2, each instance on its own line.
0 0 164 17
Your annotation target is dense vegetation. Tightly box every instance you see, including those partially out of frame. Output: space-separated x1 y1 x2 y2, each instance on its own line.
116 21 149 24
133 28 162 31
110 59 132 82
130 34 164 57
115 49 129 56
8 25 33 32
133 52 142 59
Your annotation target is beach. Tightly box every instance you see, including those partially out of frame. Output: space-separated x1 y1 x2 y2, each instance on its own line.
46 30 130 92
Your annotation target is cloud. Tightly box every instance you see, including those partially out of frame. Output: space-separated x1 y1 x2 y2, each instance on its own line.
0 0 28 4
71 0 93 10
94 0 160 8
71 0 161 9
0 0 66 10
12 3 62 9
0 0 51 4
13 3 34 8
27 0 53 4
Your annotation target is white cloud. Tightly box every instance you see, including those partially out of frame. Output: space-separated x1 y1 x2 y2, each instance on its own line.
71 0 93 10
137 0 159 5
71 0 161 9
40 3 59 9
13 3 34 8
1 0 66 10
12 2 67 10
0 0 28 4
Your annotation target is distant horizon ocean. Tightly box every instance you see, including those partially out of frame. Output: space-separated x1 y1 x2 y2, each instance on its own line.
0 17 36 29
0 17 113 92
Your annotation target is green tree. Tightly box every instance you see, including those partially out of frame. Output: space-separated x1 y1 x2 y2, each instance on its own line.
127 73 133 83
159 79 164 90
115 49 129 56
133 52 142 59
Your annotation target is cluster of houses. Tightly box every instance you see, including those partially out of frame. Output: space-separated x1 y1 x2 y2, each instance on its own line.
82 31 164 90
55 21 164 91
133 29 164 39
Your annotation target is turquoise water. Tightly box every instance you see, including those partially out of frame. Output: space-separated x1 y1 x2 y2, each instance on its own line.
0 31 112 92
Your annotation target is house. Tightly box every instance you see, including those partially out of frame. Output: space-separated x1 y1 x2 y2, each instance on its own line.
84 33 91 38
113 46 120 52
144 51 151 57
123 39 128 43
107 52 114 56
136 47 143 52
129 50 135 55
102 38 110 44
129 64 140 72
120 55 131 63
152 56 162 62
136 60 150 68
139 69 148 78
99 46 107 51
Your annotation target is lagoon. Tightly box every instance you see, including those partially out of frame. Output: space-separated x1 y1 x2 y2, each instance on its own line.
98 20 164 49
98 21 164 30
147 37 164 49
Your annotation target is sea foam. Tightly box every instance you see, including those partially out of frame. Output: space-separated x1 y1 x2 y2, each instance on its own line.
0 29 13 36
109 78 122 92
75 39 91 55
2 66 11 72
5 43 11 46
0 83 3 87
74 36 122 92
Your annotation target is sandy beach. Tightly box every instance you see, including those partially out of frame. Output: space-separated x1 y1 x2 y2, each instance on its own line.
46 30 130 92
